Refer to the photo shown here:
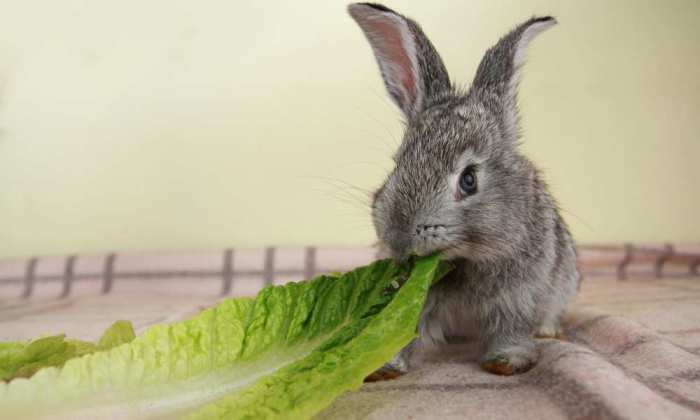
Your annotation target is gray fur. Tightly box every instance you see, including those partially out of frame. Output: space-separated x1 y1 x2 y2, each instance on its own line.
348 4 579 374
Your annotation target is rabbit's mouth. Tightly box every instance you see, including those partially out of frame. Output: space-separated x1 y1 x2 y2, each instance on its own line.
411 224 457 258
378 222 461 261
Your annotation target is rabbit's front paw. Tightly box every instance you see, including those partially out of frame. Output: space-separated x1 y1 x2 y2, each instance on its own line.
480 342 538 375
364 364 405 382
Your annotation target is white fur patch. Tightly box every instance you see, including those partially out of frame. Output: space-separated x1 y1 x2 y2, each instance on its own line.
509 18 557 95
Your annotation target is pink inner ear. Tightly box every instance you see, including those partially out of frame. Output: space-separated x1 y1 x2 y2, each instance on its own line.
365 16 418 108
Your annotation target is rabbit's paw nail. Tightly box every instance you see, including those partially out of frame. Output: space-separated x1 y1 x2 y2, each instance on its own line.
364 365 405 382
536 326 568 341
535 325 562 339
481 355 535 376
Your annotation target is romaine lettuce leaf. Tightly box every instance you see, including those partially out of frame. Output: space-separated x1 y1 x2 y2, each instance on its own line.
0 254 450 419
0 320 135 382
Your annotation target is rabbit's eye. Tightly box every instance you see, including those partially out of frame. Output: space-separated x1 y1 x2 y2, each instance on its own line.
459 166 478 196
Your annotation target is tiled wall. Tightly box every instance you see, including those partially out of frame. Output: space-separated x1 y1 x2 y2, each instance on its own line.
1 244 698 300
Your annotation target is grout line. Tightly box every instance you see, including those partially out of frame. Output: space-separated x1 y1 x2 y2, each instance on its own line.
617 243 634 280
102 253 117 294
221 248 234 296
304 246 317 280
263 247 275 287
691 258 700 276
60 255 77 298
654 244 674 278
21 257 39 299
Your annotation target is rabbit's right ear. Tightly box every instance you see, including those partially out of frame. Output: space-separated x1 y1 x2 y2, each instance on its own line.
348 3 450 120
470 17 557 142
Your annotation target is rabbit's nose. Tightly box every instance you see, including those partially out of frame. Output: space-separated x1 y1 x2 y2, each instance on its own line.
415 224 446 235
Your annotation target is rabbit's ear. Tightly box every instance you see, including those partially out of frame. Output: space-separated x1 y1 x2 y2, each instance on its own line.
471 17 556 139
348 3 450 120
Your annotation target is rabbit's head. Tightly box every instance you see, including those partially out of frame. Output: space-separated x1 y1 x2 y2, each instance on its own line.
348 3 557 262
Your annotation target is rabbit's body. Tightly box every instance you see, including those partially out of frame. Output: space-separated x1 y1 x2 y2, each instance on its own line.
418 197 578 370
349 3 579 375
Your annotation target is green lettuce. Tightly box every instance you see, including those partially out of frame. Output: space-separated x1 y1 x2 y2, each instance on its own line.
0 320 135 382
0 254 450 419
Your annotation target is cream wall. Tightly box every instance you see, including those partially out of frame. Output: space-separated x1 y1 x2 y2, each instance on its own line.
0 0 698 258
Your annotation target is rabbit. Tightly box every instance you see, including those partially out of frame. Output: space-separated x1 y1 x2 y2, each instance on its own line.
348 3 579 376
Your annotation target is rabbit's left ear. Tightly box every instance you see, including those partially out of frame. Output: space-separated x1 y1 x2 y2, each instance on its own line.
348 3 450 121
471 17 557 140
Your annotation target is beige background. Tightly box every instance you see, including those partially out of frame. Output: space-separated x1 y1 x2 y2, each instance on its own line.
0 0 698 259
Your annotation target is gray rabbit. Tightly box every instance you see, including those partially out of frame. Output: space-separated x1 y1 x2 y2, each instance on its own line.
348 3 579 376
